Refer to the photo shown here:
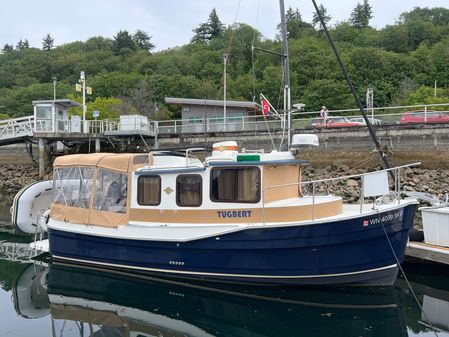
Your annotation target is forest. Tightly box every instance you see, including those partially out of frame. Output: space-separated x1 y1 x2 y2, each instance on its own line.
1 3 449 120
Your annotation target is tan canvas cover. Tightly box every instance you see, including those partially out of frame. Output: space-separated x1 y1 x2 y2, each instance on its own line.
51 203 90 225
97 154 134 173
53 153 114 168
52 153 138 228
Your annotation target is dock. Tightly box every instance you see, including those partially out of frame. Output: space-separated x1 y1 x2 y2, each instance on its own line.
406 242 449 266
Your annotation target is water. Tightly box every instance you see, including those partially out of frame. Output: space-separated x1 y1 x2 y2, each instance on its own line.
0 225 449 337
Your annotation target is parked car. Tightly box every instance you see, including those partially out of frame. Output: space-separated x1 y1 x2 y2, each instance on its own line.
400 110 449 124
315 117 364 128
348 117 383 125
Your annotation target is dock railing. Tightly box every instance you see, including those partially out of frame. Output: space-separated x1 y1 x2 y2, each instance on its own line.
157 102 449 135
261 162 421 225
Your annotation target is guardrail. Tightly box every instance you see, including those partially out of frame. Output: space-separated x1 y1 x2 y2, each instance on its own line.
262 162 421 224
158 103 449 135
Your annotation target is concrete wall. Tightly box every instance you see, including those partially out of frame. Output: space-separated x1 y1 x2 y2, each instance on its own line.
158 124 449 169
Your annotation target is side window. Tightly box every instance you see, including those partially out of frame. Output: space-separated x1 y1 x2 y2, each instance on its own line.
52 166 94 208
176 175 202 207
137 176 161 206
210 167 260 203
93 169 128 213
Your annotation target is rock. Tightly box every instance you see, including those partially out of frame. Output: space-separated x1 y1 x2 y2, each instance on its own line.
404 185 415 192
346 179 359 187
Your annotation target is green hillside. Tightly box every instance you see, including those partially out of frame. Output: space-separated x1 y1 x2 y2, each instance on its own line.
1 4 449 120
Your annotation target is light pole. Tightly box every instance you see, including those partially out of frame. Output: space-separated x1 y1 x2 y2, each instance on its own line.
79 71 86 133
52 77 57 101
223 54 228 132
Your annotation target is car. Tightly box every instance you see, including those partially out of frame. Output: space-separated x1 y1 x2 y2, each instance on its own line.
348 117 383 125
315 117 364 128
399 110 449 124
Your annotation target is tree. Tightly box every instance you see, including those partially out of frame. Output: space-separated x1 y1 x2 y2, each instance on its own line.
2 44 14 53
133 30 155 52
16 39 30 51
277 7 313 39
191 8 224 43
350 0 373 29
113 30 137 55
312 4 331 33
42 34 54 51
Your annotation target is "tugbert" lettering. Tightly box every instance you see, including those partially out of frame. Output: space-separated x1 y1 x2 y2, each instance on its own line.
217 210 253 218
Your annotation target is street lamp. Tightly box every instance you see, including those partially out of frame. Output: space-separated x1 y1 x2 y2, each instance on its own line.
223 54 228 132
79 71 86 133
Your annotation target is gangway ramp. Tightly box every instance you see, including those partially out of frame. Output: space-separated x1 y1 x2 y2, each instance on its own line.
0 116 34 146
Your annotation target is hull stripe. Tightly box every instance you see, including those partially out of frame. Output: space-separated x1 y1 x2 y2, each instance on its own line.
53 254 397 280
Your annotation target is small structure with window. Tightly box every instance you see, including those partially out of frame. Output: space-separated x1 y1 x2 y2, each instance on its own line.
33 99 81 133
165 97 260 133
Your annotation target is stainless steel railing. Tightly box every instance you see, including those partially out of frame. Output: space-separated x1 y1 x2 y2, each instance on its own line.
261 162 421 225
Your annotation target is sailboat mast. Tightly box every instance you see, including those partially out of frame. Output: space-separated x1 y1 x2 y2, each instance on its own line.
279 0 291 147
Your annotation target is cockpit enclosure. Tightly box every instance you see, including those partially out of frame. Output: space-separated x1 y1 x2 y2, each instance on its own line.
51 153 145 228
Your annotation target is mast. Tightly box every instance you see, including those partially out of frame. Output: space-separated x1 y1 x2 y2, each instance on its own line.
279 0 291 148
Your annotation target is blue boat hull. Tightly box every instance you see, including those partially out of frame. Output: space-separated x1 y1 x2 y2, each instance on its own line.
48 203 417 286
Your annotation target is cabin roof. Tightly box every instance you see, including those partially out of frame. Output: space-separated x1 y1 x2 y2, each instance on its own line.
53 153 144 173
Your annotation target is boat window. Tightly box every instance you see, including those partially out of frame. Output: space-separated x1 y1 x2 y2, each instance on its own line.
176 174 202 207
93 169 128 213
52 166 94 208
210 167 260 203
137 176 161 206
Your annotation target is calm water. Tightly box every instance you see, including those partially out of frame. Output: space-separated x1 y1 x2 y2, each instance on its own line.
1 225 449 337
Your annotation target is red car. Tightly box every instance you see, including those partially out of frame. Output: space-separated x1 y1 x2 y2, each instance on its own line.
316 117 364 128
400 110 449 124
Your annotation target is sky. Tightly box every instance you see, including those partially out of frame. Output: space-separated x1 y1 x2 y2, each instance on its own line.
1 0 449 51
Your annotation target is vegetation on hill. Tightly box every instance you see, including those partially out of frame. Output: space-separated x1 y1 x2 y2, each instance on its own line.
1 3 449 120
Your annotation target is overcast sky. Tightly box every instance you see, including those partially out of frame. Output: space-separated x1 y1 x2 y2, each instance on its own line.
1 0 448 51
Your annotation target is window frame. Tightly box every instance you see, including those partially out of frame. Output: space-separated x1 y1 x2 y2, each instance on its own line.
137 175 161 206
176 174 203 207
210 166 261 204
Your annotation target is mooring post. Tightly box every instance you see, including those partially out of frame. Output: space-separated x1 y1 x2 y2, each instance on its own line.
95 138 100 153
38 138 48 178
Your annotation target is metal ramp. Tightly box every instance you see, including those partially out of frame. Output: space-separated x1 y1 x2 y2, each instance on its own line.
0 115 34 145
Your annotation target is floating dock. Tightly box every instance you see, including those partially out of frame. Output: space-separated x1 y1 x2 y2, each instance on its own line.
406 242 449 266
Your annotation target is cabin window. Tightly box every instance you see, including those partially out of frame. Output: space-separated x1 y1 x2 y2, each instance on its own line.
210 167 260 203
137 176 161 206
52 166 94 208
93 169 128 213
176 174 202 207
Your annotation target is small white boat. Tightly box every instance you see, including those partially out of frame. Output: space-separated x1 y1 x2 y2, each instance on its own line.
11 180 52 234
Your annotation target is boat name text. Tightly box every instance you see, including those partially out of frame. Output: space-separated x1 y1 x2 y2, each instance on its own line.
217 210 252 218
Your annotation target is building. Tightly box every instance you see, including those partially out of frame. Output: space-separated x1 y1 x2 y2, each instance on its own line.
165 97 261 132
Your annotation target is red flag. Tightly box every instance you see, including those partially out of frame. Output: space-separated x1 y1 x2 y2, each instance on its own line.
262 99 270 116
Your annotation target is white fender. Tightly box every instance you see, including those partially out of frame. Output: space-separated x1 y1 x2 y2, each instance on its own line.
11 180 53 234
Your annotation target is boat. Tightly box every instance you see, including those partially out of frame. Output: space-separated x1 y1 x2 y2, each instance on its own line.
21 137 418 286
13 262 408 337
11 180 52 234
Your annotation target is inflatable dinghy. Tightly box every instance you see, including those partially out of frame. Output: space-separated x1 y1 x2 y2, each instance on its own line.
11 180 53 234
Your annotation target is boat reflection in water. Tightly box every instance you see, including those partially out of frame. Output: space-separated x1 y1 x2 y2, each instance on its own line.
14 262 408 337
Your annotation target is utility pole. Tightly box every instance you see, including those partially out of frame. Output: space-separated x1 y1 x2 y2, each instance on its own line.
279 0 291 147
223 54 228 132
